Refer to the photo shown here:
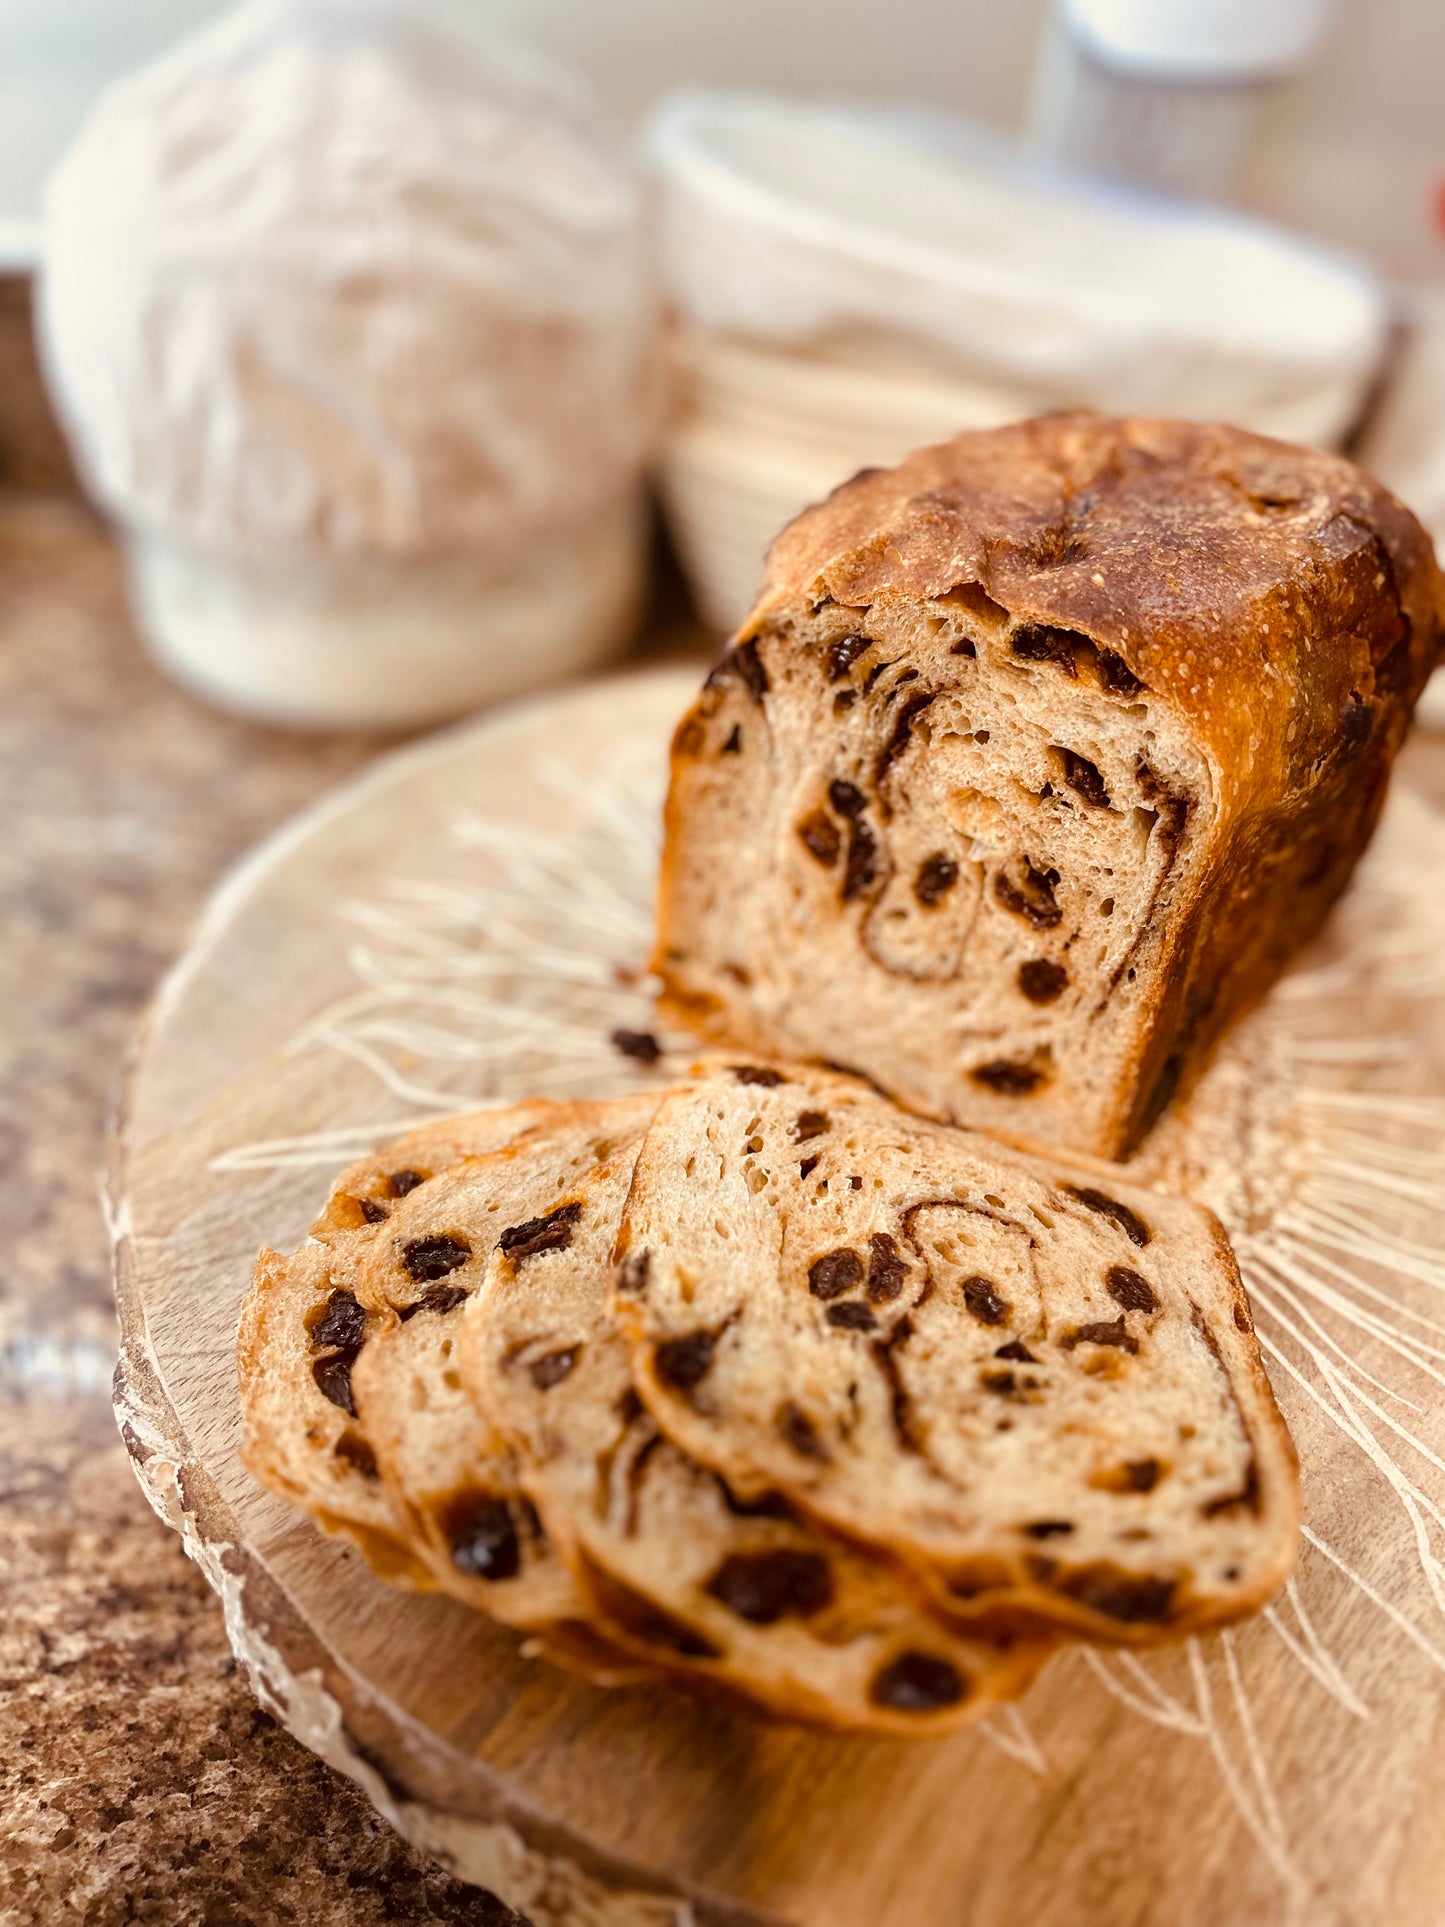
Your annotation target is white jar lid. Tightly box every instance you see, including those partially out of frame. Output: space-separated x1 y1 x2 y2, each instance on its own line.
1061 0 1337 83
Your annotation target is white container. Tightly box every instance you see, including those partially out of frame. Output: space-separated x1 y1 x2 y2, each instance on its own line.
649 90 1387 631
38 0 659 727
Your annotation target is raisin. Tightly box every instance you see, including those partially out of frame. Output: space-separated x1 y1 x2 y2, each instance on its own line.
1065 1186 1152 1248
828 778 866 819
654 1329 716 1393
971 1058 1046 1096
871 1652 965 1712
529 1345 580 1390
914 853 959 906
825 634 872 681
1061 1317 1139 1354
1106 1265 1159 1313
610 1027 661 1064
399 1282 468 1320
1122 1458 1161 1492
994 861 1062 929
1018 958 1067 1004
707 639 768 702
867 1232 908 1302
312 1350 359 1415
1061 1568 1175 1623
799 811 841 867
1010 624 1080 676
876 692 936 784
1097 649 1144 697
994 1339 1037 1363
793 1109 830 1141
333 1430 378 1478
389 1169 426 1197
446 1494 521 1581
733 1065 786 1086
357 1196 389 1224
497 1203 582 1264
705 1549 834 1624
1339 694 1372 757
799 1155 820 1179
809 1248 864 1300
779 1401 828 1460
400 1235 471 1282
826 1301 877 1331
1023 1520 1074 1539
962 1276 1008 1325
1060 749 1111 809
615 1250 651 1295
721 724 743 754
842 818 878 901
310 1289 366 1352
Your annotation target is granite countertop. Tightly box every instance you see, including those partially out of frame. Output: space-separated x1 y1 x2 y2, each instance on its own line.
0 488 702 1924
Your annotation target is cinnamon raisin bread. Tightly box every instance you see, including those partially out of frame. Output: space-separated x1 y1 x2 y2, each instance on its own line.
460 1139 1053 1731
236 1103 563 1587
612 1059 1299 1644
346 1096 659 1625
655 415 1443 1156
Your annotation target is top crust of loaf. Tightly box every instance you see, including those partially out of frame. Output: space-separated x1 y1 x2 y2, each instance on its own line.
742 413 1442 799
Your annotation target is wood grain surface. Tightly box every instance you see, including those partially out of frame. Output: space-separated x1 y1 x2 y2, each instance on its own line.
110 665 1445 1927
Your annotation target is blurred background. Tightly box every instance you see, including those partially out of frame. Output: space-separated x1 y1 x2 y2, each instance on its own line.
2 0 1442 275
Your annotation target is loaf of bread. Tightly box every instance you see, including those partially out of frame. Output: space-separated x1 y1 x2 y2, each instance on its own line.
460 1135 1052 1731
612 1059 1299 1644
654 415 1443 1156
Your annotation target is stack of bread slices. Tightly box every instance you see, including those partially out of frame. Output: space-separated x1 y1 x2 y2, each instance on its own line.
239 1054 1298 1734
239 411 1445 1730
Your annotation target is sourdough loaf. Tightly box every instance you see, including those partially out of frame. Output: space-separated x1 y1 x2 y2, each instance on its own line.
654 415 1443 1155
612 1059 1299 1644
461 1137 1052 1731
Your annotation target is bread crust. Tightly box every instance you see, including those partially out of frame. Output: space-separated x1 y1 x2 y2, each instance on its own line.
655 414 1443 1154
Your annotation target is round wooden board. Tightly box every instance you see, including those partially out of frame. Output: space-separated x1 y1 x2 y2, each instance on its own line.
112 666 1445 1927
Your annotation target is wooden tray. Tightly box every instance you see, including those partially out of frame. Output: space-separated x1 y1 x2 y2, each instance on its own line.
111 666 1445 1927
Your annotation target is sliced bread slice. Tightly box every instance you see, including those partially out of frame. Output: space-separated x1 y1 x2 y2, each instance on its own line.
613 1058 1299 1645
460 1140 1054 1732
346 1095 660 1626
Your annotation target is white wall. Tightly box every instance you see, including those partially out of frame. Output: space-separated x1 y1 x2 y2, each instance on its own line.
0 0 1438 279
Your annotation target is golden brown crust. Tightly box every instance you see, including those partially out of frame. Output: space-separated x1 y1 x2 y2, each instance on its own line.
744 414 1442 786
658 414 1444 1153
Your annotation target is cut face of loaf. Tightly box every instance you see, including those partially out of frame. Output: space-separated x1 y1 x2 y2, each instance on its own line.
613 1060 1299 1645
347 1096 659 1626
655 415 1442 1155
461 1138 1053 1732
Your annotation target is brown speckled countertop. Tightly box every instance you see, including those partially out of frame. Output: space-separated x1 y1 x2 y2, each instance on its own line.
0 488 703 1925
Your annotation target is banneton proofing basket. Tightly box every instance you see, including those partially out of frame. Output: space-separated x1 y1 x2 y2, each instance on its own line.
648 92 1390 631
